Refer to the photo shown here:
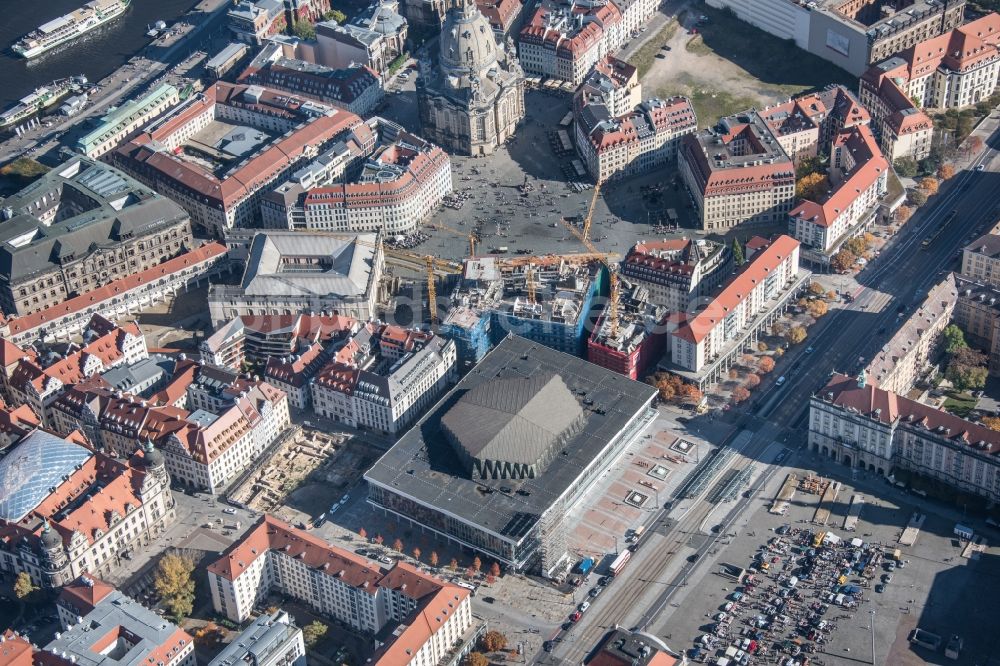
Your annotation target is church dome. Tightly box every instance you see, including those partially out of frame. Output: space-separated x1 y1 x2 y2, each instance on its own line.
439 0 499 77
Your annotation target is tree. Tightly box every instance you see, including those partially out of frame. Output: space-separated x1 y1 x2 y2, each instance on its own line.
831 249 856 273
449 558 459 571
463 653 490 666
465 566 476 579
938 163 956 180
731 386 751 404
728 368 740 380
746 373 761 388
472 556 482 573
809 283 826 296
826 290 838 301
323 8 347 22
758 356 775 374
982 416 1000 431
943 324 968 354
358 527 367 540
894 157 918 177
909 189 928 206
293 19 316 40
757 342 768 352
303 621 329 648
786 326 807 345
771 322 788 337
845 236 868 256
681 384 703 404
796 172 827 200
430 551 439 567
13 572 34 600
796 155 825 178
807 300 829 318
485 574 496 584
896 205 913 224
412 547 421 561
969 135 985 154
920 176 939 195
945 347 989 390
740 353 756 367
481 631 509 652
732 237 745 266
0 158 50 183
374 534 384 546
393 538 404 552
153 553 195 621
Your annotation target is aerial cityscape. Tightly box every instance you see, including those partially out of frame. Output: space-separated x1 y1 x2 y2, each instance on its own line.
0 0 999 663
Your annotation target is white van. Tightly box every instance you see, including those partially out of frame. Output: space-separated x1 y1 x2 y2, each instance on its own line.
775 376 787 387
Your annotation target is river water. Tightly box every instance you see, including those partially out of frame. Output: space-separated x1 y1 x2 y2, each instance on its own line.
0 0 203 109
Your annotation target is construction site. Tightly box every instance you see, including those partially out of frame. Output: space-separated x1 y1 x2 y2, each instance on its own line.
228 428 355 515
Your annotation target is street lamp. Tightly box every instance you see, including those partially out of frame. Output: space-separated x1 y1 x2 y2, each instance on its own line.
870 609 877 666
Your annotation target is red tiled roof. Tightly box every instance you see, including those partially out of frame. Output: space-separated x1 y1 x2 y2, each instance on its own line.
673 235 799 344
58 574 116 616
5 243 226 336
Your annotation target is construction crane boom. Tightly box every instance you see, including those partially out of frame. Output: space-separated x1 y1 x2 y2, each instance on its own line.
581 180 602 243
526 262 536 303
426 255 437 325
557 207 619 338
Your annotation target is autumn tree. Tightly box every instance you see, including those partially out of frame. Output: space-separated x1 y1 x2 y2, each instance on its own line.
982 416 1000 431
728 368 740 380
969 135 985 154
303 621 329 648
682 384 703 405
807 300 829 318
374 534 384 546
740 353 755 367
919 177 939 195
826 290 838 301
463 653 490 666
465 566 476 579
450 558 459 570
938 163 956 180
831 249 856 273
757 342 769 352
896 205 913 224
809 283 826 296
746 373 761 388
485 574 496 584
14 572 34 600
430 551 439 567
393 538 404 553
490 562 501 577
472 556 482 573
909 189 928 206
771 321 788 337
845 236 868 256
758 356 775 374
731 386 751 404
481 631 509 652
358 527 367 539
786 326 808 345
946 347 989 390
413 547 422 561
153 553 195 621
796 172 827 199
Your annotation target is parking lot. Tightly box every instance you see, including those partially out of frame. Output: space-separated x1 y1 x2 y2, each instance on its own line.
655 449 1000 665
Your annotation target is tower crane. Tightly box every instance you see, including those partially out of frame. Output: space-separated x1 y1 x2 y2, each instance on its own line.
526 262 536 303
426 255 438 325
558 189 619 338
581 180 602 243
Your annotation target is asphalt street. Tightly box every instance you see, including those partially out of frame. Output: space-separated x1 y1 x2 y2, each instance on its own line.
534 124 1000 664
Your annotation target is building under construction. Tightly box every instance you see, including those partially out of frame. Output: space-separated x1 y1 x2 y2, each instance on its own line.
587 278 670 380
440 255 605 366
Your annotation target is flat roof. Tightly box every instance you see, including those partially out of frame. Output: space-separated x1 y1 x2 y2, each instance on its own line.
364 335 655 542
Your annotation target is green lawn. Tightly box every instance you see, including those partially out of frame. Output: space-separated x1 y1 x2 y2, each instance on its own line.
629 19 679 78
943 392 978 418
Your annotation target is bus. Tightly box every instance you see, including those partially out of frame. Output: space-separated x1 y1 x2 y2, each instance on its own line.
455 581 478 596
610 550 632 576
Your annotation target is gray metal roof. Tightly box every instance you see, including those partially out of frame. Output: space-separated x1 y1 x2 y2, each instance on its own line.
0 158 188 283
364 335 656 541
240 231 377 298
441 371 583 465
